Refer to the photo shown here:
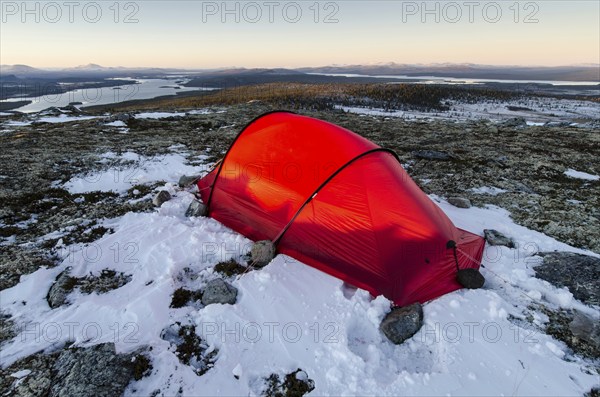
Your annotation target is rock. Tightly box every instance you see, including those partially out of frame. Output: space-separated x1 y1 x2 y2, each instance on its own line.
111 113 133 123
185 199 207 217
201 278 237 305
502 117 527 127
413 150 453 161
535 252 600 305
0 352 55 397
483 229 515 248
60 105 81 114
47 268 76 309
380 303 423 344
152 190 171 207
50 343 137 397
569 311 600 350
178 175 201 188
486 125 499 134
456 268 485 289
250 240 276 267
447 197 471 208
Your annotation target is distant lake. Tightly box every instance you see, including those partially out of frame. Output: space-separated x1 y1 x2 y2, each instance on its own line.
307 73 600 86
1 78 215 113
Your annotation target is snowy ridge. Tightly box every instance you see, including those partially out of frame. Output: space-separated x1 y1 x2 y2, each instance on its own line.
0 148 598 396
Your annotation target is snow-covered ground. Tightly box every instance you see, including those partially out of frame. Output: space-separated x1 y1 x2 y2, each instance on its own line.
336 96 599 125
1 146 598 396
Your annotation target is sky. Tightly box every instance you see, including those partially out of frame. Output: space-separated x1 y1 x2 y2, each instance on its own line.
1 1 599 68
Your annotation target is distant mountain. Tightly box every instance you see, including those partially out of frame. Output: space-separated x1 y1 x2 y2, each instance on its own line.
298 63 600 82
0 64 44 75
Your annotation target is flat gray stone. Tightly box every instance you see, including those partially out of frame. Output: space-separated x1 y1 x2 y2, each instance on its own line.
484 229 515 248
569 310 600 350
448 197 471 209
201 278 237 306
185 200 207 217
47 268 75 309
380 303 423 344
152 190 171 207
251 240 275 267
178 175 201 188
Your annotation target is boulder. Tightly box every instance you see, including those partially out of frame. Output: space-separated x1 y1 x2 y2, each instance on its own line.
502 117 527 128
380 303 423 344
47 268 76 309
250 240 276 267
178 175 202 188
201 278 238 305
447 197 471 209
456 268 485 289
185 199 207 217
535 252 600 305
483 229 515 248
50 343 137 397
152 190 171 207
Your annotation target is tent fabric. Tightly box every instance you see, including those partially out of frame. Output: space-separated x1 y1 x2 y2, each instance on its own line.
197 111 485 306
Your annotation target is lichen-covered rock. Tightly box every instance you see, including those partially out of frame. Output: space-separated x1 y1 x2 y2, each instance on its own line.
484 229 515 248
380 303 424 344
50 343 136 397
201 278 237 306
535 252 600 305
250 240 276 267
0 343 147 397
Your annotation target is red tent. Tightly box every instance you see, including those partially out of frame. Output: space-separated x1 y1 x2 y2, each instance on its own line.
197 111 485 306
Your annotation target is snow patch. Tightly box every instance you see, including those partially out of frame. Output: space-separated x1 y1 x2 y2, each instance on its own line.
564 169 600 181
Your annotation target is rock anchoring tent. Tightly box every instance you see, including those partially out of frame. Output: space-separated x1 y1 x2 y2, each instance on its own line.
197 111 485 306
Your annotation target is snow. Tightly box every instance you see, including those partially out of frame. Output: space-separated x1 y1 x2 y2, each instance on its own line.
62 150 209 194
36 115 98 123
10 369 31 378
134 112 186 119
3 120 33 126
336 95 600 125
564 169 600 181
187 108 227 115
1 151 599 396
470 186 508 196
105 120 127 127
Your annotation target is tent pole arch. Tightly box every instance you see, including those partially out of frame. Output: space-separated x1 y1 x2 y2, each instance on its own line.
204 110 297 213
271 148 402 246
